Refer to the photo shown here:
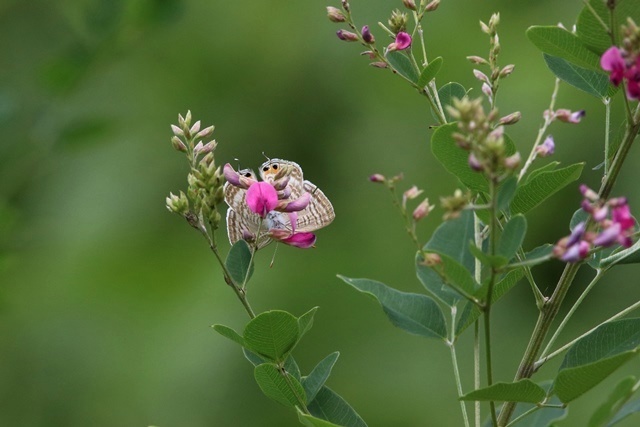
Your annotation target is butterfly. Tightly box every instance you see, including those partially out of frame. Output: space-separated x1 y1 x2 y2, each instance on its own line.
224 159 335 249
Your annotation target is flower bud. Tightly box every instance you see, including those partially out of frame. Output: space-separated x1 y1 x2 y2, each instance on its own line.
482 82 493 99
402 0 417 11
504 152 521 170
535 135 555 157
498 111 521 126
362 25 375 43
171 136 187 152
337 29 358 41
171 124 184 137
425 0 440 11
473 69 490 83
369 173 386 183
166 191 189 215
555 109 586 124
196 125 215 139
468 153 482 171
420 252 442 266
388 9 408 34
327 6 346 22
403 185 423 201
467 55 488 65
190 120 201 135
580 184 599 202
341 0 350 12
479 20 490 34
500 64 515 78
412 198 433 221
370 62 388 68
278 192 310 212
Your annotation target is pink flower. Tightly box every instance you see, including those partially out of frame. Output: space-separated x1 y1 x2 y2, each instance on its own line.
561 240 590 263
554 109 586 124
277 192 310 212
281 232 316 248
362 25 375 44
612 202 635 231
625 62 640 99
388 32 411 51
601 46 626 86
535 135 555 157
224 163 256 189
246 182 278 218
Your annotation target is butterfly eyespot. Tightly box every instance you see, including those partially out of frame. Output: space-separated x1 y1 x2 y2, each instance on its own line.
272 164 278 170
263 166 269 172
244 172 252 177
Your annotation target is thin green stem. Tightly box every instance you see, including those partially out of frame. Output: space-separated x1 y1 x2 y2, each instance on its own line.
504 405 540 427
241 216 264 291
279 364 309 414
604 97 611 174
540 269 606 359
535 298 640 370
449 306 471 427
387 184 422 251
473 211 483 427
484 178 499 426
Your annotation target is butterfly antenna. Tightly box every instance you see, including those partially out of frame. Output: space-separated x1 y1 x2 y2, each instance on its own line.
234 158 242 169
269 243 280 268
262 152 271 161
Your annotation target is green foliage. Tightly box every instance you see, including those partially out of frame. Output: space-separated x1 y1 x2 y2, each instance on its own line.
338 276 447 339
386 51 418 83
226 240 254 285
421 250 479 300
418 57 443 88
608 398 640 426
498 214 527 261
244 311 301 362
543 54 614 99
437 82 467 122
527 26 601 71
555 319 640 403
254 363 307 408
497 176 518 212
308 387 368 427
588 376 636 427
511 163 584 214
460 379 546 403
302 352 340 403
298 409 342 427
576 0 640 55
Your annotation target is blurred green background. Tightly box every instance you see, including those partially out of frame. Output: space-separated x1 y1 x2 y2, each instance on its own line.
2 0 640 426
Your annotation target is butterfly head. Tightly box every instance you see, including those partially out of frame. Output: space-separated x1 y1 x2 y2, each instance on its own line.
259 159 293 182
238 168 257 181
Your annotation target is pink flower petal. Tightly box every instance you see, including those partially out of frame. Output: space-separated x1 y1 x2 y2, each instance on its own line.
601 46 625 86
282 232 316 248
246 182 278 218
394 32 412 50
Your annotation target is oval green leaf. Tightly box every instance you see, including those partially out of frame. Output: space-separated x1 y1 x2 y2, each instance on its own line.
498 214 527 261
308 386 368 427
527 26 601 70
254 363 306 408
338 276 447 339
418 56 443 88
243 310 300 362
298 409 343 427
386 51 418 83
588 376 636 427
302 352 340 403
437 82 466 122
226 240 254 285
460 379 546 403
544 54 615 99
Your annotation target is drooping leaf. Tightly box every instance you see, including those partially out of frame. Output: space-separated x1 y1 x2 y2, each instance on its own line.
511 163 584 214
588 376 636 427
437 82 466 122
497 176 518 212
298 409 343 427
298 307 319 339
608 397 640 426
544 54 615 98
308 386 368 427
527 26 601 70
555 318 640 403
418 56 443 88
386 51 418 83
460 379 546 403
243 310 300 362
212 324 245 347
254 363 306 408
526 162 562 184
226 240 254 285
338 276 446 339
455 268 524 336
302 352 340 403
498 214 527 261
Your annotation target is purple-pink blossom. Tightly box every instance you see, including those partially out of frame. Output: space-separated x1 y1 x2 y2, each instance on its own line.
535 135 555 157
601 46 626 86
388 32 411 51
246 182 278 218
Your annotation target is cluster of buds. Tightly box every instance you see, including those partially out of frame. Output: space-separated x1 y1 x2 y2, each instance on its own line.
224 164 317 248
166 111 224 230
467 13 514 105
553 185 637 263
601 18 640 99
440 189 471 220
448 97 521 177
370 173 434 222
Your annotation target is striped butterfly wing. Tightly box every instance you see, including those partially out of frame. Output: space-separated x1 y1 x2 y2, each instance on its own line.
226 208 273 249
259 159 305 200
295 181 335 232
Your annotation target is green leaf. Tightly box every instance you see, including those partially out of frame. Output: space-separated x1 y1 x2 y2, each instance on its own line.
543 54 615 98
226 240 254 285
298 307 318 339
576 0 640 55
460 379 546 403
455 269 524 336
588 376 636 427
437 82 466 122
497 176 518 212
432 123 488 192
243 311 300 363
525 162 561 184
511 244 553 269
469 243 507 269
338 276 447 339
527 26 601 70
600 238 640 268
212 324 245 347
555 318 640 403
386 51 418 83
608 398 640 426
498 214 527 260
419 250 479 300
418 56 443 88
308 386 368 427
254 363 306 408
506 381 568 426
298 409 342 427
511 163 584 215
302 352 340 403
244 349 302 381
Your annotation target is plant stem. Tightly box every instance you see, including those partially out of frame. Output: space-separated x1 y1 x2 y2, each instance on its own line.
484 177 499 426
497 104 640 426
604 97 611 174
539 269 605 359
279 364 309 414
449 306 471 427
473 212 483 427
